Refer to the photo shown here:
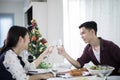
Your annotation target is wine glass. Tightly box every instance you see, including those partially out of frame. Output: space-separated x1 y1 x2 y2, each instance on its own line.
41 46 54 69
56 39 63 48
51 63 59 77
51 39 63 76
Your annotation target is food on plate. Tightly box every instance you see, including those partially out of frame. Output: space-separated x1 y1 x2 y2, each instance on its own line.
70 68 88 76
76 77 88 80
90 65 114 70
87 65 115 76
80 67 88 71
90 65 99 70
39 61 52 69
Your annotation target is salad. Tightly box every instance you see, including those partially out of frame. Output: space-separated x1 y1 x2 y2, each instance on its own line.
90 65 114 70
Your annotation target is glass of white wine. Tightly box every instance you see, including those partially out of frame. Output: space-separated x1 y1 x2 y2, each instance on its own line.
56 39 63 48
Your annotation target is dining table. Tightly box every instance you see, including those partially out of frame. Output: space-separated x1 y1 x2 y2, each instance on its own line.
47 76 120 80
28 67 120 80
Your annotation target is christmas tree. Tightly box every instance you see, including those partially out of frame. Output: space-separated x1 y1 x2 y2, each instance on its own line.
28 19 47 59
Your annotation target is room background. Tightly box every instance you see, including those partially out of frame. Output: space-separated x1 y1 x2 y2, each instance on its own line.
0 0 120 64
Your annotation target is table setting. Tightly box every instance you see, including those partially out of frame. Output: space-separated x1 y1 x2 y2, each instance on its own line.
27 62 120 80
27 39 120 80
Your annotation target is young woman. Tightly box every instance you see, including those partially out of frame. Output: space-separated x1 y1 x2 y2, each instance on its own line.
0 26 54 80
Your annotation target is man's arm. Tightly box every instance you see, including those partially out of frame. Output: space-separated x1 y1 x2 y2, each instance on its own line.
63 52 81 68
57 45 81 68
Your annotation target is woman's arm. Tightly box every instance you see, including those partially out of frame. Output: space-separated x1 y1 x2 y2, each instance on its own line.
33 46 54 67
29 73 53 80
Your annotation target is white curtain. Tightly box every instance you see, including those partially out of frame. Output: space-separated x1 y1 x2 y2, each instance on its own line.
63 0 86 61
63 0 120 61
84 0 120 46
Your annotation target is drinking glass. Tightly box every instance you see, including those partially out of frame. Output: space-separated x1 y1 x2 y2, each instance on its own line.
56 39 63 48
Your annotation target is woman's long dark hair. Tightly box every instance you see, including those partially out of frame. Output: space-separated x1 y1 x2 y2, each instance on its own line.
0 25 29 54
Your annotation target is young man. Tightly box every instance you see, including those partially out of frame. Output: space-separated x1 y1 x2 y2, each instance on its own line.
57 21 120 75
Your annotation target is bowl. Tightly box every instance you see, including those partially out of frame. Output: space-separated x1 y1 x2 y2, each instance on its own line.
87 65 115 77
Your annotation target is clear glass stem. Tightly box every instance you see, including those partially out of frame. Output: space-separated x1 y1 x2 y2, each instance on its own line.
104 76 107 80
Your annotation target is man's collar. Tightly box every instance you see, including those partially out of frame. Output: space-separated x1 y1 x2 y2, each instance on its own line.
88 37 104 51
98 37 104 51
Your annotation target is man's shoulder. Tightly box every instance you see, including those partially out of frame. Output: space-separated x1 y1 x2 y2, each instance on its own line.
84 44 92 51
102 38 113 44
101 38 114 45
100 38 119 48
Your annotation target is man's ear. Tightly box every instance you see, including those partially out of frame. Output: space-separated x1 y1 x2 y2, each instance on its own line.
91 29 95 35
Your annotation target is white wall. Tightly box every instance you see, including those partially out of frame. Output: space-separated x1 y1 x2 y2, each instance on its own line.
47 0 64 63
33 2 48 39
0 1 24 26
47 0 63 42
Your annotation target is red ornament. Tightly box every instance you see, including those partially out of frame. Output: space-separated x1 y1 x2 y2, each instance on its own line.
40 38 47 44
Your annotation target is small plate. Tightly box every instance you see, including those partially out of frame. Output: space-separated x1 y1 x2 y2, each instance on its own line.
47 77 65 80
47 76 103 80
28 69 51 74
107 76 120 80
76 76 103 80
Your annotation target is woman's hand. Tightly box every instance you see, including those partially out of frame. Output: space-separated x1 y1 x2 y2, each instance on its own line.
34 46 54 67
42 46 54 56
30 73 54 80
39 73 54 79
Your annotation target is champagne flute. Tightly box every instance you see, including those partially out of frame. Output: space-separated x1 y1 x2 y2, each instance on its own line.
51 39 63 76
56 39 63 48
42 46 54 68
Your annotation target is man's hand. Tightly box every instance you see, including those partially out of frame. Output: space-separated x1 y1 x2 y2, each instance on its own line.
57 45 67 56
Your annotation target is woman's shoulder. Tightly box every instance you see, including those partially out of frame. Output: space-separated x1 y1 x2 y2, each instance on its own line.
5 49 17 59
3 49 18 64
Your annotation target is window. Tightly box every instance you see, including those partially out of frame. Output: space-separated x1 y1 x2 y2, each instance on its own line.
0 13 14 47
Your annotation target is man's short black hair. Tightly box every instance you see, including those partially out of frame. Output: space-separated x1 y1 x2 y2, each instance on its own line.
79 21 97 35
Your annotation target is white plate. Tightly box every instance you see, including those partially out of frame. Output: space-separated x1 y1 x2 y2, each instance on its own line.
47 78 66 80
28 69 51 74
107 76 120 80
47 76 120 80
47 76 103 80
87 65 114 77
52 68 70 73
76 76 103 80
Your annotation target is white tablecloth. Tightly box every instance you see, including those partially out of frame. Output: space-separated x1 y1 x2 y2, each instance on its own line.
29 68 120 80
47 76 120 80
